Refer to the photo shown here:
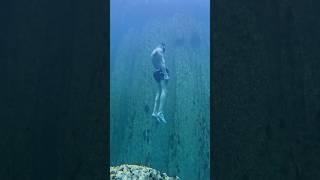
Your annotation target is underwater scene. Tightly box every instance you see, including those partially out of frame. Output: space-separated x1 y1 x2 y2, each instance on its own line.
110 0 210 179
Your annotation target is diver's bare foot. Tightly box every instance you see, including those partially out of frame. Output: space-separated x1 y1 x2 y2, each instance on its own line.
157 112 167 124
152 113 161 122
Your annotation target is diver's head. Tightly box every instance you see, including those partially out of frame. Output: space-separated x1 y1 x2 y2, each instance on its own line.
160 42 166 53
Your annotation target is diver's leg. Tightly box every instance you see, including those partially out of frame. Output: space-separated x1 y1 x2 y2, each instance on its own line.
152 83 161 116
157 80 168 123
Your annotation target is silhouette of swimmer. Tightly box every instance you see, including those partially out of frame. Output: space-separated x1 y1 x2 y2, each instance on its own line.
150 43 169 123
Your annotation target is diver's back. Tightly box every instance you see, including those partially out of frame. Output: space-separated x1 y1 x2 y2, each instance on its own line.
151 51 162 70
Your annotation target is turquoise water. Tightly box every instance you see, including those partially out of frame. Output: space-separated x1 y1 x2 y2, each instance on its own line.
110 0 210 179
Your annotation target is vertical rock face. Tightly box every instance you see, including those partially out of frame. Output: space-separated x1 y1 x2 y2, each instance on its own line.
111 14 210 180
213 0 320 179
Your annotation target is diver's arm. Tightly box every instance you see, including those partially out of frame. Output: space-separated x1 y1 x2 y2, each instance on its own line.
151 48 160 57
160 57 169 79
151 49 157 57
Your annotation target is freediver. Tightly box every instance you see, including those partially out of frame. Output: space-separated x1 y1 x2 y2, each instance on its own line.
150 43 169 123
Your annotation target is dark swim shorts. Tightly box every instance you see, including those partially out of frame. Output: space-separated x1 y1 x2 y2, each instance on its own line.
153 68 169 83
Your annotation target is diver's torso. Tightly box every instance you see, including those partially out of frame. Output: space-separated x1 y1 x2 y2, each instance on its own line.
151 50 163 70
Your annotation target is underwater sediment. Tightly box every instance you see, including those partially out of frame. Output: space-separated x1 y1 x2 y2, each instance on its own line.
110 164 180 180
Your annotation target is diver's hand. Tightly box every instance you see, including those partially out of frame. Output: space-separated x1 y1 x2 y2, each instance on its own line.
164 74 170 80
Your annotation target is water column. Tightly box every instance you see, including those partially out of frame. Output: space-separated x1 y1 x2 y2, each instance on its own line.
111 14 210 179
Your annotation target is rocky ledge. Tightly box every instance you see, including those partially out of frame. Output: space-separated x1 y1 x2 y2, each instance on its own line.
110 164 180 180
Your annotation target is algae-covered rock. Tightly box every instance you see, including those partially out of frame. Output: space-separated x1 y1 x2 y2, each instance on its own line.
110 164 180 180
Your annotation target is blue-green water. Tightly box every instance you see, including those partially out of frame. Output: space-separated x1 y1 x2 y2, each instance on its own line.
111 0 210 179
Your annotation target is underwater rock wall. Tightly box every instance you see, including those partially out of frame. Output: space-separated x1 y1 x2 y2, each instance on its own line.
111 14 210 180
